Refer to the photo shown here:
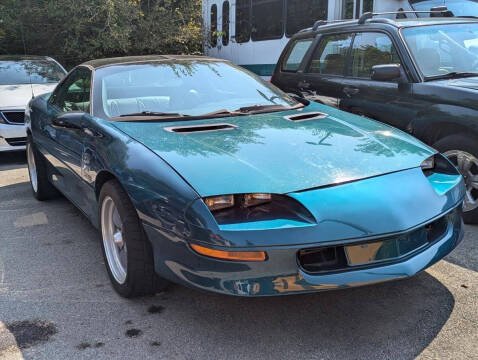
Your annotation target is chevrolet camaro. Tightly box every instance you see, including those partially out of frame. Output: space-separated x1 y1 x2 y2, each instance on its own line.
25 55 465 297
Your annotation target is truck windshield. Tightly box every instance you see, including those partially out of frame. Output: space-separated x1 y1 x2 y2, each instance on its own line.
0 60 66 85
95 61 298 119
410 0 478 17
401 23 478 78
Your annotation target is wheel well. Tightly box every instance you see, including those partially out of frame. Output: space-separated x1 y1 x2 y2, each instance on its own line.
95 171 116 199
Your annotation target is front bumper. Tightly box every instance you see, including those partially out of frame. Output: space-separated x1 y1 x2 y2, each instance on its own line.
0 123 26 152
144 205 463 296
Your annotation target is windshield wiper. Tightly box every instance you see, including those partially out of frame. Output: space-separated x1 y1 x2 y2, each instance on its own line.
197 109 245 117
425 72 478 81
236 104 287 113
235 103 305 114
119 111 186 117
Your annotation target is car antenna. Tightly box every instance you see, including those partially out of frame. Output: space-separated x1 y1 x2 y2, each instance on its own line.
20 22 34 100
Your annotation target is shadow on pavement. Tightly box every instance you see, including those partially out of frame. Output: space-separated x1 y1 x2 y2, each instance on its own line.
0 151 26 171
445 225 478 272
161 272 454 359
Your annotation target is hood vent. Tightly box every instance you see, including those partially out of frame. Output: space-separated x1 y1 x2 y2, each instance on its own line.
284 112 328 122
164 123 237 134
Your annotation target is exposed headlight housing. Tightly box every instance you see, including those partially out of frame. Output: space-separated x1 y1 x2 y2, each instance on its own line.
204 195 234 211
421 156 435 170
203 193 272 212
244 193 272 207
421 154 460 177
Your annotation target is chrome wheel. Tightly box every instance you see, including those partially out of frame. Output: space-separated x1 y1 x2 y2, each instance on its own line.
444 150 478 212
101 196 127 284
27 142 38 193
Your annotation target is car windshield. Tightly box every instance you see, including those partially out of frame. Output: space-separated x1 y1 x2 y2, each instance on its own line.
401 23 478 78
0 60 65 85
95 61 298 119
410 0 478 17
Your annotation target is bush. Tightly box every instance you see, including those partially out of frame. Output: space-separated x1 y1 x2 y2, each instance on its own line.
0 0 203 69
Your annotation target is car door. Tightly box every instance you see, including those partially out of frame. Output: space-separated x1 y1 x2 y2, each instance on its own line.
301 33 353 107
337 31 416 131
42 67 92 206
273 38 315 95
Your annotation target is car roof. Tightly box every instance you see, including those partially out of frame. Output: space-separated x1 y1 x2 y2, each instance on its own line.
296 16 478 37
0 55 55 61
81 55 225 69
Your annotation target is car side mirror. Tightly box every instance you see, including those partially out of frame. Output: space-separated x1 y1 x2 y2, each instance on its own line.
371 64 402 82
52 112 84 129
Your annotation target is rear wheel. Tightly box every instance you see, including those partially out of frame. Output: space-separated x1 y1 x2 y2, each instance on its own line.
433 135 478 224
99 179 169 297
26 137 59 201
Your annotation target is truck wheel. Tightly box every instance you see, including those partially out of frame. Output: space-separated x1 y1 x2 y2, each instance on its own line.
99 179 169 297
433 134 478 224
26 137 59 201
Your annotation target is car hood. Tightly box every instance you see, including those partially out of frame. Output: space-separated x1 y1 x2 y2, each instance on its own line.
112 103 435 196
0 83 57 109
442 76 478 91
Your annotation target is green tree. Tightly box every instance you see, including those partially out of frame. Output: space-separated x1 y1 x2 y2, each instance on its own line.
0 0 203 69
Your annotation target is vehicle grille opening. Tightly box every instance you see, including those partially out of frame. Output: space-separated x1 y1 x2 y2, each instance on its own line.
298 246 348 273
1 111 25 124
5 137 27 146
284 112 328 122
164 123 237 133
298 212 451 274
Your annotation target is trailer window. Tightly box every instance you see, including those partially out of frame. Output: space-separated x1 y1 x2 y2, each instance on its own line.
342 0 355 19
211 4 218 47
363 0 374 13
251 0 284 41
286 0 328 36
282 39 313 72
222 1 230 46
236 0 251 43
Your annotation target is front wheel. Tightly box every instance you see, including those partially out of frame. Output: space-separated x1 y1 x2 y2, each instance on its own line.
99 179 169 297
26 137 59 201
433 135 478 224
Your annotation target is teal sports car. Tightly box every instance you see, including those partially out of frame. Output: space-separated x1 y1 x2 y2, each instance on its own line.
25 55 465 297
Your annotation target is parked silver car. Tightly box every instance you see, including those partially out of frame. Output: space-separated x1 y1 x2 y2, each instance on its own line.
0 55 66 152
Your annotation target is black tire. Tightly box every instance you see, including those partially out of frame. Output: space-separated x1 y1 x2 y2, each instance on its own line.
433 134 478 224
26 136 59 201
98 179 169 298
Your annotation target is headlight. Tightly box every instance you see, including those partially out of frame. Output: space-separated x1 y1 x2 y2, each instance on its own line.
421 156 435 170
203 195 234 211
244 193 272 207
203 193 272 212
421 154 460 176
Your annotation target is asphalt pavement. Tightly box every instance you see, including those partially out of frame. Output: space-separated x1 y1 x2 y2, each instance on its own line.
0 151 477 360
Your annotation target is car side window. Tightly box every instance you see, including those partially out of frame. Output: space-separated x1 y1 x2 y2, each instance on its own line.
51 68 91 113
350 32 401 79
282 39 313 72
308 33 353 76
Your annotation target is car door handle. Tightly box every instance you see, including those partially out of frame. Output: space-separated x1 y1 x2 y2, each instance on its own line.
343 87 360 96
298 81 311 89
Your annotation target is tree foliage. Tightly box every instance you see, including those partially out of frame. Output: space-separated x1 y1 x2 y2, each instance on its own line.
0 0 203 68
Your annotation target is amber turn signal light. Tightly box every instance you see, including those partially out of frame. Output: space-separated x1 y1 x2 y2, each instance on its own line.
190 243 267 262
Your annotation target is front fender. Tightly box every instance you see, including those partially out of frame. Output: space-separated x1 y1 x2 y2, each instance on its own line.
85 117 200 230
412 104 478 143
